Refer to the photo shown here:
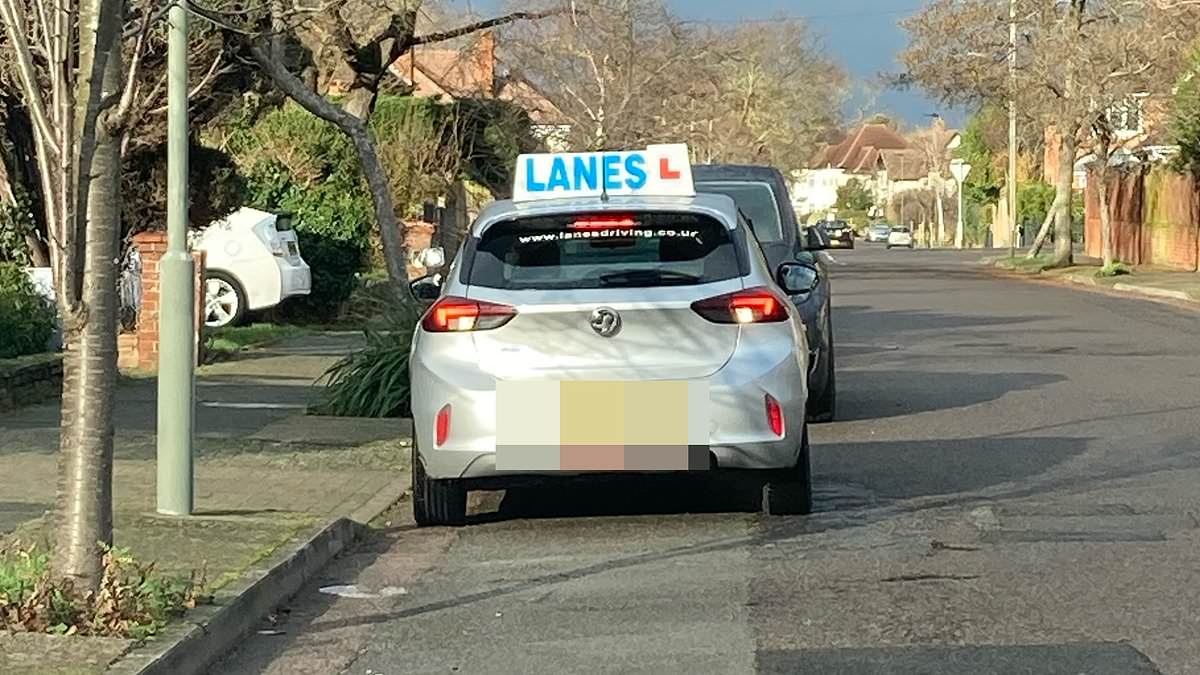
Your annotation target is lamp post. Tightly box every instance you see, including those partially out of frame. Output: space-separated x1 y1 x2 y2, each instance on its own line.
157 0 194 515
950 159 972 250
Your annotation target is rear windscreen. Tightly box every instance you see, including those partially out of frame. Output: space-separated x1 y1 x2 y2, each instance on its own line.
694 181 783 243
467 212 741 290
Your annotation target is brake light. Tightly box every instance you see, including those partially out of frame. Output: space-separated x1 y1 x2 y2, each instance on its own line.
691 287 789 324
421 296 516 332
765 394 784 437
435 404 451 446
270 239 286 257
570 214 638 229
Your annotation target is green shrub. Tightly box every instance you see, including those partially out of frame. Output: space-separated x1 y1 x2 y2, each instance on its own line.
0 263 55 359
320 288 421 418
224 97 535 323
1096 262 1132 277
0 543 206 638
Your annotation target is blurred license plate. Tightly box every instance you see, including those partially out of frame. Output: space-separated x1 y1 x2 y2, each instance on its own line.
287 241 299 256
494 380 711 471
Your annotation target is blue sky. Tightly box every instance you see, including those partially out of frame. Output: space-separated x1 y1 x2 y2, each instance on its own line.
449 0 961 128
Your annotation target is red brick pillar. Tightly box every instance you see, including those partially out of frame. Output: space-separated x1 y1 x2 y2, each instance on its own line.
404 220 436 280
130 231 206 371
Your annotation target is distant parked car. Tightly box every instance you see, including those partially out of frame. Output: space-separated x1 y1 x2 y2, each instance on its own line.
193 208 311 328
866 224 891 243
886 226 914 249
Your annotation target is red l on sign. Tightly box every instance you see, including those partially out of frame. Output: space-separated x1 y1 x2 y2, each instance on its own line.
659 155 681 180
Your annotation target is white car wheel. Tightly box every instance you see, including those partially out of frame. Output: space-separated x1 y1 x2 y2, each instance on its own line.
204 272 246 328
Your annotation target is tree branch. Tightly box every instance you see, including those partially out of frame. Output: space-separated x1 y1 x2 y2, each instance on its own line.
412 10 561 46
0 0 63 156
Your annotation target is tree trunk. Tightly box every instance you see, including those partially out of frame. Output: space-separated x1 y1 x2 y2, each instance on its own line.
53 0 122 591
1051 133 1075 267
1027 133 1077 262
351 128 409 282
1098 171 1114 268
1026 203 1055 257
935 188 945 245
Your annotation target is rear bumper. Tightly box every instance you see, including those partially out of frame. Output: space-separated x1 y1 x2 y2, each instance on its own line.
410 328 809 482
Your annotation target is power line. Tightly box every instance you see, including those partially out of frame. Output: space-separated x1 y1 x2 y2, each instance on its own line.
683 7 928 25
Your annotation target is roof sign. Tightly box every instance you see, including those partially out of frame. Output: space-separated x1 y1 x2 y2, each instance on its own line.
513 144 694 202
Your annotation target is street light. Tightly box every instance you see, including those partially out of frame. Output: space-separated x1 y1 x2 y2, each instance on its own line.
950 158 972 250
158 0 194 515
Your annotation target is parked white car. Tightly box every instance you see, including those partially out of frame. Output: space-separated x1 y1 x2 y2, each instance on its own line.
193 207 311 328
886 226 914 250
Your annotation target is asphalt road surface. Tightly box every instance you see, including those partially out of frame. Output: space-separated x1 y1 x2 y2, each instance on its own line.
212 247 1200 675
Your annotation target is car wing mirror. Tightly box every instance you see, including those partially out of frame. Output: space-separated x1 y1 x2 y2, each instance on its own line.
409 273 442 304
777 262 819 295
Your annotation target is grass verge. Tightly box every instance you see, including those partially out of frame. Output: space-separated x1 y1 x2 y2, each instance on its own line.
204 323 307 360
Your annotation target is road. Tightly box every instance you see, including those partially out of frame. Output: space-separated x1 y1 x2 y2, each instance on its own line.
211 247 1200 675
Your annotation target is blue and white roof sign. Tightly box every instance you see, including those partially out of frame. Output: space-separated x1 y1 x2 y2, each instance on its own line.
512 144 694 202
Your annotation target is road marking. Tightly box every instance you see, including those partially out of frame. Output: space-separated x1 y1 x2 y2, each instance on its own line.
199 402 307 410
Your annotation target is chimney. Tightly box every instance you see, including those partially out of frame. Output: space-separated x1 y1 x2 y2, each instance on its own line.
476 30 496 96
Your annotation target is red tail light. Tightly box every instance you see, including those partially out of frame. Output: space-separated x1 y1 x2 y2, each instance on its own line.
765 394 784 437
435 404 451 447
421 296 516 332
571 214 638 229
691 287 789 324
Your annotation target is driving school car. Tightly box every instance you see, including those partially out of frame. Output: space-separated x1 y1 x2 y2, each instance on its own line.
408 144 815 526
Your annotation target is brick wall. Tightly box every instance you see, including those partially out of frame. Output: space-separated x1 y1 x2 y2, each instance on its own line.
119 231 206 371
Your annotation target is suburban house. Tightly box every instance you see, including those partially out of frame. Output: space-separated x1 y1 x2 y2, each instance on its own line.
1043 94 1177 189
793 121 959 223
389 31 571 150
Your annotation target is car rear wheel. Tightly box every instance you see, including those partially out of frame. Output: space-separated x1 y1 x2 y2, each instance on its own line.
761 424 813 516
412 444 467 527
204 271 247 329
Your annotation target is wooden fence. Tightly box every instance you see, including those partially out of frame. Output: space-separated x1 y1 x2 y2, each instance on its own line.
1085 167 1200 271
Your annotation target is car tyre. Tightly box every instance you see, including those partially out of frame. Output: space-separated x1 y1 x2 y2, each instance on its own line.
762 424 813 516
807 313 837 423
204 270 247 329
412 443 467 527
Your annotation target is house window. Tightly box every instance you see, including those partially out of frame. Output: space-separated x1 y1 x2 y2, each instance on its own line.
1108 96 1145 136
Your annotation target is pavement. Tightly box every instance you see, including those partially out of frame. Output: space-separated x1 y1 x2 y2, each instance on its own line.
0 332 411 674
989 252 1200 304
211 247 1200 675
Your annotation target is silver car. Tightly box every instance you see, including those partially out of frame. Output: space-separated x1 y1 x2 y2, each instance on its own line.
408 194 815 525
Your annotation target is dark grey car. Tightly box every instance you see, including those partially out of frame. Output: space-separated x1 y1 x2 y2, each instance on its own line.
693 164 836 422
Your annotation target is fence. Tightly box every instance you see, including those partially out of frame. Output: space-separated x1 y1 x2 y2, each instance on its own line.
1085 166 1200 271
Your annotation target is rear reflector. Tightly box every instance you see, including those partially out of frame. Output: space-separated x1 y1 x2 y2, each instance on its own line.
422 296 517 332
691 287 789 324
765 394 784 437
435 404 451 447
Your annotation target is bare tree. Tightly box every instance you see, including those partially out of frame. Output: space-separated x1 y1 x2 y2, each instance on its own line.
900 0 1194 267
506 3 845 172
1 0 131 589
188 0 554 285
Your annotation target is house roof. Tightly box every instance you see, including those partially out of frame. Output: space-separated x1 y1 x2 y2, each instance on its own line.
880 148 928 181
809 123 910 172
